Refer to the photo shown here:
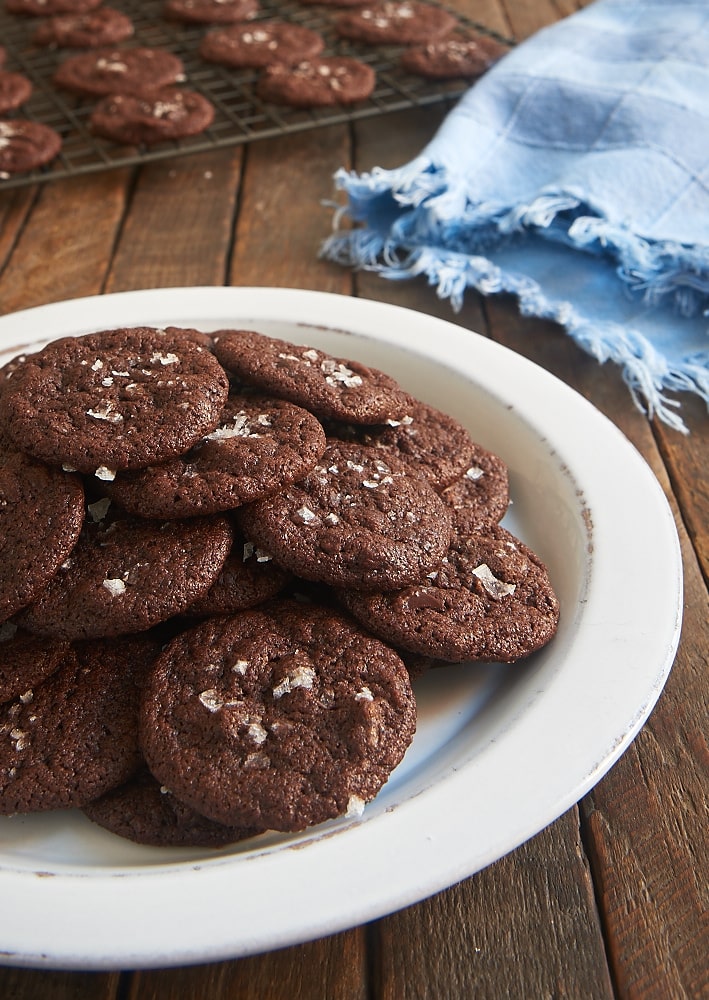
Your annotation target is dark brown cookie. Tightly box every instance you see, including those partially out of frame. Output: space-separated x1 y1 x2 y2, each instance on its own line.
0 327 230 474
438 445 510 531
5 0 102 13
186 530 292 616
326 399 478 489
213 329 412 424
163 0 259 23
53 47 185 98
0 624 70 705
0 634 157 815
0 72 32 114
105 391 326 518
200 21 324 69
256 56 375 108
0 448 85 624
338 524 560 663
32 8 135 48
90 88 215 146
0 120 62 175
400 33 509 79
16 499 233 639
140 601 417 831
83 765 262 847
237 440 452 591
335 1 457 45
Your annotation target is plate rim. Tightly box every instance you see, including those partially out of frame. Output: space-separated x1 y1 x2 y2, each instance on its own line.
0 287 683 970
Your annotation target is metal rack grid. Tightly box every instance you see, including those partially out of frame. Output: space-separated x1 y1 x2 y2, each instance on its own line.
0 0 512 191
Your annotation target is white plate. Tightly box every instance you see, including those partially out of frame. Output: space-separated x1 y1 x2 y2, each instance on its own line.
0 287 682 971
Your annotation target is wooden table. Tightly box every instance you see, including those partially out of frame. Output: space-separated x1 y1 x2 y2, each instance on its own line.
1 0 707 996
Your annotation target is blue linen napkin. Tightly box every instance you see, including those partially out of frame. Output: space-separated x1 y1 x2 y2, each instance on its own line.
321 0 709 432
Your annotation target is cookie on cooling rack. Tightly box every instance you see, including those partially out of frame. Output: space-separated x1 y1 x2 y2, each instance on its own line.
5 0 102 14
53 47 185 98
335 1 458 45
0 120 62 175
32 8 135 48
90 89 215 146
0 71 32 114
400 33 510 79
256 56 376 108
199 21 325 69
163 0 260 24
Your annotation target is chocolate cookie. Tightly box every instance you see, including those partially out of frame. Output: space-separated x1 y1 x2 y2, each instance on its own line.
338 524 560 663
213 329 412 424
106 392 326 518
256 56 375 108
163 0 259 23
90 88 215 146
0 120 62 175
326 399 478 489
32 8 135 48
186 531 292 616
401 33 509 79
200 21 324 69
438 445 510 531
335 1 457 45
140 601 417 831
0 72 32 114
0 327 230 474
237 440 453 591
16 498 233 640
0 624 70 705
5 0 102 14
0 447 84 623
0 634 156 815
83 765 262 847
53 47 185 98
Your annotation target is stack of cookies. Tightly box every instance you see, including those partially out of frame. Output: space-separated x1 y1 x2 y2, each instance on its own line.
0 324 559 847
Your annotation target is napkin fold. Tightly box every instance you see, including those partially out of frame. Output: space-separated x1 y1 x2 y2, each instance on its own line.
321 0 709 432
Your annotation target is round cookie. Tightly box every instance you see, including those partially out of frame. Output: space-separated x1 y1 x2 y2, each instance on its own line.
15 498 233 640
0 120 62 175
256 57 375 108
83 766 262 847
0 72 32 114
53 48 186 99
438 445 510 531
213 329 412 424
335 1 457 45
338 524 560 663
5 0 102 13
0 634 157 815
90 88 215 146
0 447 85 624
237 440 453 591
32 8 135 48
199 22 324 69
139 601 417 831
0 624 71 705
401 33 509 79
186 531 292 616
163 0 260 24
326 399 479 489
105 391 326 518
0 327 230 474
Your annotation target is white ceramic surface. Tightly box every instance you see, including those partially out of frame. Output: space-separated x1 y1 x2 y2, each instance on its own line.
0 288 682 970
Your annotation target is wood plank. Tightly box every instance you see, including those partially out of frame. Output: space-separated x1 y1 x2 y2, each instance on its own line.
228 125 352 294
0 186 36 282
501 0 563 37
106 149 242 293
127 931 368 1000
374 808 613 1000
0 968 120 1000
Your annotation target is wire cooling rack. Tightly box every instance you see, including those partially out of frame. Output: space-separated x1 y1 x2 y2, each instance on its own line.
0 0 512 191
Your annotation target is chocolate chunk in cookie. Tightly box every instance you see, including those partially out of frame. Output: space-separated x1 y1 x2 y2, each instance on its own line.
0 327 229 474
32 8 135 49
200 22 324 69
338 524 560 663
213 329 412 425
0 120 62 175
0 634 157 815
0 448 84 624
335 1 457 45
0 625 70 705
16 499 233 639
237 440 452 591
256 56 375 108
90 88 215 146
140 601 416 831
54 47 185 98
0 72 32 114
163 0 259 24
